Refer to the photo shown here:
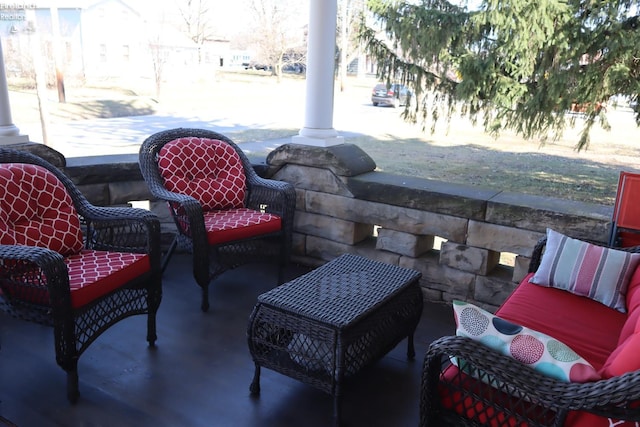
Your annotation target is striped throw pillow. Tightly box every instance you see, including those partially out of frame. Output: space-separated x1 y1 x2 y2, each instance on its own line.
531 229 640 313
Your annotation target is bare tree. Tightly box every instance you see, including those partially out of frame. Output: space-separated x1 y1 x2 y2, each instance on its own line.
174 0 215 63
24 11 50 145
244 0 306 80
337 0 366 91
49 5 66 103
146 15 170 99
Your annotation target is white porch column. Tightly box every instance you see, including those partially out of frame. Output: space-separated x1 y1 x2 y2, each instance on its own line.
292 0 344 147
0 35 29 144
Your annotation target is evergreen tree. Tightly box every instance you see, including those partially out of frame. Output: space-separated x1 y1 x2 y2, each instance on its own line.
360 0 640 149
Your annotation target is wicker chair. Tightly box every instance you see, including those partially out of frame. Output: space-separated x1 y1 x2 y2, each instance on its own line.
139 128 296 312
420 237 640 427
0 147 162 403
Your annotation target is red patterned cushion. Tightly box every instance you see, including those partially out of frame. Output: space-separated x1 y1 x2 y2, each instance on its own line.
0 250 150 308
66 250 150 308
158 137 246 210
0 163 83 256
204 208 282 245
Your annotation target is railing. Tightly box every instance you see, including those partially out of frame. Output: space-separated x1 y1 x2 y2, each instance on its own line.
47 142 612 312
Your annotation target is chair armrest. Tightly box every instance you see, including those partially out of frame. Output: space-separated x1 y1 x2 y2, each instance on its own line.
246 176 296 216
246 177 296 258
80 205 163 270
421 335 640 424
528 236 547 273
0 244 73 317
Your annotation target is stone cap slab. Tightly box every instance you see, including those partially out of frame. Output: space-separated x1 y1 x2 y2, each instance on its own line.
267 143 376 177
347 171 500 220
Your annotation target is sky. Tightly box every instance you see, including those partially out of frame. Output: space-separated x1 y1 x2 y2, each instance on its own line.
143 0 309 37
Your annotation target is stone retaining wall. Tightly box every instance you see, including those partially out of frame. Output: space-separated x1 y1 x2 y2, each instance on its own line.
16 142 613 312
266 144 612 312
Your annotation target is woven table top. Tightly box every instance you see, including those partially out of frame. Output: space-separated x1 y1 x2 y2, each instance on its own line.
257 254 422 328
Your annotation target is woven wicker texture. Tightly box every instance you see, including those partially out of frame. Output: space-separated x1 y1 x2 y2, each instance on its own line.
258 253 422 326
139 128 296 312
248 254 423 422
420 237 640 427
0 147 162 404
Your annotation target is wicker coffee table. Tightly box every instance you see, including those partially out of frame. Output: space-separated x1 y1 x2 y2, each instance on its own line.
247 253 423 424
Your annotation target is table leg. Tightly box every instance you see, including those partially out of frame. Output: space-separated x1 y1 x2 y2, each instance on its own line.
333 393 341 426
407 333 416 359
249 363 261 395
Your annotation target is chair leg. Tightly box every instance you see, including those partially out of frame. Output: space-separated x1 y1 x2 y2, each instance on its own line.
249 363 261 395
147 312 158 346
201 286 210 312
66 369 80 404
161 235 178 274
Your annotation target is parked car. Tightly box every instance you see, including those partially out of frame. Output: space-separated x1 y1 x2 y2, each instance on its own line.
244 62 270 71
371 83 413 108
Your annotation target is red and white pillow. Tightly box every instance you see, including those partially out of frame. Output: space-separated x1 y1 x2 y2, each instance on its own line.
158 137 247 211
0 163 83 255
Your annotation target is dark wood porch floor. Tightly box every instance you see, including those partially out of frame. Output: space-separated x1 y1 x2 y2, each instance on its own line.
0 254 455 427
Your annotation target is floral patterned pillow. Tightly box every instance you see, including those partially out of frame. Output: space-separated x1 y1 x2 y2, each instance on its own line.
453 300 600 382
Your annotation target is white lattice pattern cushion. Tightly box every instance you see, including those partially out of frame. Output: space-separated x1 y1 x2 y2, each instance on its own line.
157 137 247 210
0 163 83 256
65 250 150 308
1 249 151 308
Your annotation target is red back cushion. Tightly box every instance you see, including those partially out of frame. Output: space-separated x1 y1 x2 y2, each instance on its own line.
157 137 246 211
0 163 83 256
599 266 640 378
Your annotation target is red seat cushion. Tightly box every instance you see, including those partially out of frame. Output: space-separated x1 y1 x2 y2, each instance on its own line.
0 250 150 309
0 163 83 256
66 250 151 308
204 208 282 245
157 137 247 210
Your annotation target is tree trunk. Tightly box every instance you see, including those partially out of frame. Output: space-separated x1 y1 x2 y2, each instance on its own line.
50 5 66 103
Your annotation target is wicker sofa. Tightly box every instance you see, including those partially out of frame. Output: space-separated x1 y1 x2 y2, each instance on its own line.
421 230 640 427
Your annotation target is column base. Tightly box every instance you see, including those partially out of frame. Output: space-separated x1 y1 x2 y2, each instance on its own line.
0 134 30 145
291 134 344 147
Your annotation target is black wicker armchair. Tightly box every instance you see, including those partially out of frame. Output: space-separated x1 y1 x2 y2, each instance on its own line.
0 147 162 403
420 237 640 427
139 128 296 312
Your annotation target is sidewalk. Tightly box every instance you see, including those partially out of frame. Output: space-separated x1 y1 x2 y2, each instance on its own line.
20 113 297 159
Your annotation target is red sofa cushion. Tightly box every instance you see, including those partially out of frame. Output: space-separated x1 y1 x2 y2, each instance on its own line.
157 137 246 211
598 267 640 378
496 273 625 371
0 163 83 256
203 208 282 245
